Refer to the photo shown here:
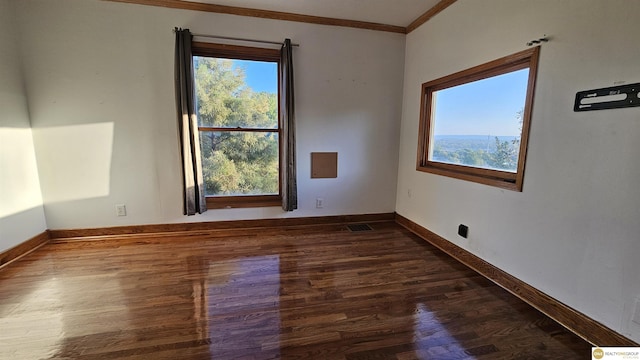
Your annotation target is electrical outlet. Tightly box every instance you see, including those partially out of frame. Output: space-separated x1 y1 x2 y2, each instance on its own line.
316 198 324 209
458 224 468 238
116 204 127 217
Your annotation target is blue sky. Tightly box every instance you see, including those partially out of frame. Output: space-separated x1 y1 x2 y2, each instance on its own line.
232 59 277 93
433 68 529 136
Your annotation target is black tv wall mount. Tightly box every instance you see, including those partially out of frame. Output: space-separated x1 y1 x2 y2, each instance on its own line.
574 83 640 112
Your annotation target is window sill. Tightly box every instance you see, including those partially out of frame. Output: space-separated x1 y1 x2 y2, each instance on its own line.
206 195 282 209
416 163 522 191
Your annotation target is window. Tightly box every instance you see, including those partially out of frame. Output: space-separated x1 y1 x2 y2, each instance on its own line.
416 47 540 191
193 42 281 208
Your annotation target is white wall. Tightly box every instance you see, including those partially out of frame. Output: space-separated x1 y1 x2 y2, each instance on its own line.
14 0 405 229
0 0 47 252
396 0 640 342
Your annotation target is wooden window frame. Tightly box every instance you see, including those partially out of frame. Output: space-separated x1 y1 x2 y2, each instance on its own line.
192 42 282 209
416 47 540 192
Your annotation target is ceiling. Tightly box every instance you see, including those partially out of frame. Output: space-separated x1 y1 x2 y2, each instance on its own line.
184 0 443 28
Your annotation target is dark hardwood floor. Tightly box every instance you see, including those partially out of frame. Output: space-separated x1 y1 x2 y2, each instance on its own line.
0 221 590 359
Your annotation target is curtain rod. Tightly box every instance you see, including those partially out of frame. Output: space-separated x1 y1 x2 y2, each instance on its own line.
191 33 300 47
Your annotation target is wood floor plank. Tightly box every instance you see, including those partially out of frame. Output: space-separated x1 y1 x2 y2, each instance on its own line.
0 222 591 359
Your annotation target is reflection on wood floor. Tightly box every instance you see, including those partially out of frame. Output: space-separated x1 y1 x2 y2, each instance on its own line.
0 221 590 359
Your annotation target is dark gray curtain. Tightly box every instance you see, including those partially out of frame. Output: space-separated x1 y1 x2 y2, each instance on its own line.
175 28 206 215
280 39 297 211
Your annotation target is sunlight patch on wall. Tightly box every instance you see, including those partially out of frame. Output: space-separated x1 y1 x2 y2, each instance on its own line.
33 122 114 204
0 127 44 218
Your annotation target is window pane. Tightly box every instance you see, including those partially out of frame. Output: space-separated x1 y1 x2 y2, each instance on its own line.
194 57 278 129
200 131 279 196
429 68 529 173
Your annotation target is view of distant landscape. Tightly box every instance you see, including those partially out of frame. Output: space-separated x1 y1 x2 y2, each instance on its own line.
431 135 520 172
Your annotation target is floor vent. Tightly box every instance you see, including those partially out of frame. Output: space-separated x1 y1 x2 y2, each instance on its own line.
347 223 373 232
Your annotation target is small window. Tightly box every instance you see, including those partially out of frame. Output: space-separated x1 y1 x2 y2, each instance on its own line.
416 47 540 191
193 42 282 208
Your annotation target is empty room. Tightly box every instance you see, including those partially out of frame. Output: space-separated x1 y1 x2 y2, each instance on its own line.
1 0 638 359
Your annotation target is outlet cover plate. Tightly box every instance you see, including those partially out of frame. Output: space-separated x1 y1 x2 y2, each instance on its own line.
116 204 127 217
458 224 468 238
